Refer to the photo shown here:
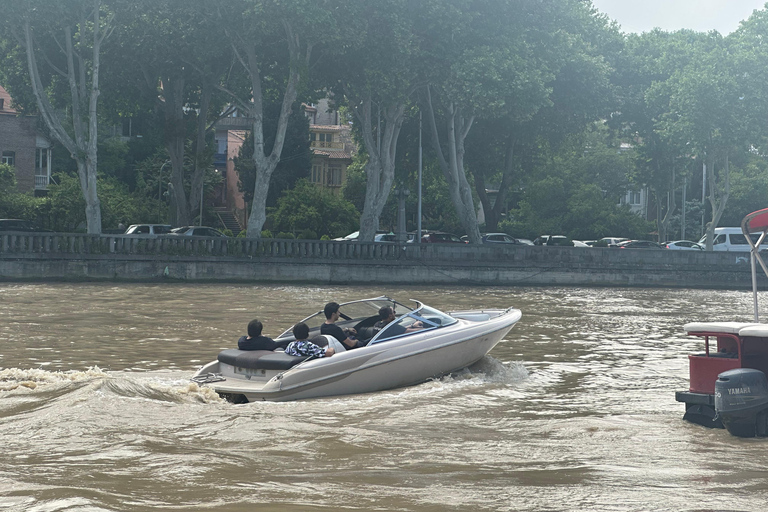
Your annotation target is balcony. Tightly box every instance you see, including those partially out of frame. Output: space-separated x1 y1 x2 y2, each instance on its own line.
310 141 344 150
35 174 50 190
214 152 228 167
215 117 255 130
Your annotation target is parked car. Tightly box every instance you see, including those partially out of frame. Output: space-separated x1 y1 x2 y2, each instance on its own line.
333 230 388 241
617 240 665 249
572 240 590 247
594 237 629 247
481 233 525 245
421 231 467 244
460 233 524 244
533 235 574 247
698 227 768 252
374 233 397 243
0 219 53 233
123 224 172 236
170 226 227 237
666 240 703 251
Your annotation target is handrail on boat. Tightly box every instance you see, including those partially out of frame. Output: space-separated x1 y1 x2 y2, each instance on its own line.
741 208 768 321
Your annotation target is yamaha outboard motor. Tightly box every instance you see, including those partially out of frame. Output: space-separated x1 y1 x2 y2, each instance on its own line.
715 368 768 437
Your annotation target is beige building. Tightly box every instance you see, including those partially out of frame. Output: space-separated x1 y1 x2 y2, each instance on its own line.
304 99 354 194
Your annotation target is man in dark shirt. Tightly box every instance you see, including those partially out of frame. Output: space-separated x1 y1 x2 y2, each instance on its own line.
320 302 361 349
374 306 424 336
237 319 289 351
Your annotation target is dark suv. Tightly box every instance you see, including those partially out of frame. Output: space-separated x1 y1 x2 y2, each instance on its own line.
421 232 467 244
533 235 574 247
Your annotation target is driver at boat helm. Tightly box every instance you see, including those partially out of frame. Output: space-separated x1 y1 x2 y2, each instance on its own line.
238 319 290 351
375 306 424 336
321 302 364 349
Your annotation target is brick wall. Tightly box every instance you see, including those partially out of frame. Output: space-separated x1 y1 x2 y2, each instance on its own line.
0 112 39 193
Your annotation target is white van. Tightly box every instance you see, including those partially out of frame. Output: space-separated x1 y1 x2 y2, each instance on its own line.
698 227 768 252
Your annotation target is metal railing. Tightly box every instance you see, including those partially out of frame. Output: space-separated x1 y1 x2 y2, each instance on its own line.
0 233 425 261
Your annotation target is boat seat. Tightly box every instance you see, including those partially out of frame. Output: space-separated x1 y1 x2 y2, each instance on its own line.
217 349 307 370
739 325 768 337
684 322 762 335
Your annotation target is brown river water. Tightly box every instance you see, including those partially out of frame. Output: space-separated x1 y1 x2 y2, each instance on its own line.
1 283 768 511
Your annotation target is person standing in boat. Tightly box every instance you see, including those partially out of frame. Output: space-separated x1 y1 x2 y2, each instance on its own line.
321 302 362 349
285 322 335 358
238 319 289 351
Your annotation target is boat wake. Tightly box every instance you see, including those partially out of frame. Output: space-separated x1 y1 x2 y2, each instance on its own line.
0 366 108 393
96 374 224 404
0 367 222 405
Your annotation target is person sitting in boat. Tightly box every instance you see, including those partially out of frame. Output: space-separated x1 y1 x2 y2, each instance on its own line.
285 322 335 358
321 302 362 349
238 319 289 351
374 306 424 336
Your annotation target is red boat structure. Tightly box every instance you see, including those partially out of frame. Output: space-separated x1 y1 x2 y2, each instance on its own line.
676 208 768 437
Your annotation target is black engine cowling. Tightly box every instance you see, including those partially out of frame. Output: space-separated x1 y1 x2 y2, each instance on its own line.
715 368 768 437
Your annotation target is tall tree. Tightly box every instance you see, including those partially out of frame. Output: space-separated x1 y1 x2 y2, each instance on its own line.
217 0 331 238
324 0 420 241
113 0 231 226
649 37 746 249
419 0 598 243
4 0 114 233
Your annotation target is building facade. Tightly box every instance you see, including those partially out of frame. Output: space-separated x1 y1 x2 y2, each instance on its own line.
0 85 52 195
304 98 354 194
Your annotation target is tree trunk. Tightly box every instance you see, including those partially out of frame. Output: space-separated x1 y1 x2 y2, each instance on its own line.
348 92 406 242
703 151 730 250
656 165 676 243
243 22 311 238
475 135 516 232
423 87 481 244
161 74 191 226
21 2 109 234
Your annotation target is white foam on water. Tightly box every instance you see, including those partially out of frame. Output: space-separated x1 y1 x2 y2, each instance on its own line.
0 366 108 393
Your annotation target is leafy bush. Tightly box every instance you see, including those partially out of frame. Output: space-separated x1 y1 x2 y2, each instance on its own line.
275 231 295 239
297 229 317 239
268 179 359 239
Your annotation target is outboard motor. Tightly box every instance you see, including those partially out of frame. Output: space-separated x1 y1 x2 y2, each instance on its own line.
715 368 768 437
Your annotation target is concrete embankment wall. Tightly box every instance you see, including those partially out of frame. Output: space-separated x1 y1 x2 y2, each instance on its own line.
0 233 764 288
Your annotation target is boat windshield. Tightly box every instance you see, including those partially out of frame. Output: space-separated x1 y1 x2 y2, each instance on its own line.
276 297 413 339
368 304 457 345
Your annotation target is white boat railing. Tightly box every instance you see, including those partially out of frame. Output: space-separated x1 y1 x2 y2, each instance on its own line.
741 208 768 321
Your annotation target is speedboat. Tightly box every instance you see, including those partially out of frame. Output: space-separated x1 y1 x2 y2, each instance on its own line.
676 209 768 437
191 296 522 402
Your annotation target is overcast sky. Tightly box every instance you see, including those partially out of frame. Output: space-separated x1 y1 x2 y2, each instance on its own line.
591 0 767 34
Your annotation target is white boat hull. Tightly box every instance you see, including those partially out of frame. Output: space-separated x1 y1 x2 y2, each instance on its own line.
193 307 521 402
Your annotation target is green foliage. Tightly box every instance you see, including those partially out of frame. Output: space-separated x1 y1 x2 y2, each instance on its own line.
297 229 317 240
0 164 39 221
268 179 359 239
43 173 159 232
221 228 234 237
275 232 295 239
